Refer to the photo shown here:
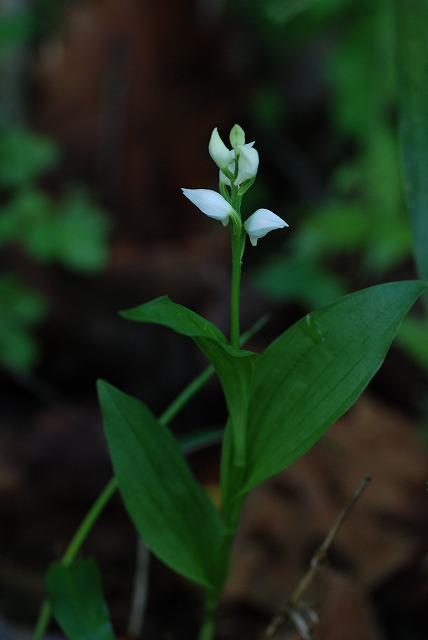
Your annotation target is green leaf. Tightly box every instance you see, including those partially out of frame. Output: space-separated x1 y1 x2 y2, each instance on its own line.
122 296 259 465
121 295 227 344
395 1 428 303
242 281 426 493
197 340 258 466
0 127 58 187
97 380 227 593
46 557 115 640
49 189 111 272
0 275 47 371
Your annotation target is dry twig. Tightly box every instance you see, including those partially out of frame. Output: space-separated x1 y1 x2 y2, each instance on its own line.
263 474 372 640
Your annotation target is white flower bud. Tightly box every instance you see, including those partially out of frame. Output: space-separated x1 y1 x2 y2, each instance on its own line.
234 142 259 185
244 208 289 246
181 188 235 226
208 128 234 170
229 124 245 149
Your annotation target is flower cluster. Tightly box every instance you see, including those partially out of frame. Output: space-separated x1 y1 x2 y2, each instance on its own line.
182 125 288 247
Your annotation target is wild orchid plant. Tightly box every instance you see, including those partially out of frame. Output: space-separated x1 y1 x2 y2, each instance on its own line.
35 125 425 640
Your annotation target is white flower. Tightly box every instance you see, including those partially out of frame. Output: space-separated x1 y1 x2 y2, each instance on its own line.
208 128 234 170
181 188 235 226
234 142 259 185
244 208 289 246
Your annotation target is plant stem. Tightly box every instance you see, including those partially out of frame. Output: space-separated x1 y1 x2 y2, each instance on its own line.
198 594 217 640
159 365 213 426
32 602 52 640
230 227 243 349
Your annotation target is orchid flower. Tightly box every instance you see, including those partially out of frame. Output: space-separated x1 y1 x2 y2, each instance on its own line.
181 188 235 226
244 209 289 246
183 127 288 246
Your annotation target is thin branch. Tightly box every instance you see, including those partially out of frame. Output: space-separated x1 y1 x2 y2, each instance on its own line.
127 537 150 638
263 474 372 640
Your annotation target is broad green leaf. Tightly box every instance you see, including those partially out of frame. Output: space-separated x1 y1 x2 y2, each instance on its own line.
97 380 227 593
242 281 426 493
46 557 115 640
121 296 227 344
122 295 259 465
395 1 428 303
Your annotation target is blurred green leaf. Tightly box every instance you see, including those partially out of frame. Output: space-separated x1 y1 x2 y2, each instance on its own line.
0 187 55 250
396 315 428 372
0 14 34 48
0 187 110 271
48 189 111 272
46 558 115 640
0 127 58 187
0 275 46 371
254 252 346 307
395 0 428 305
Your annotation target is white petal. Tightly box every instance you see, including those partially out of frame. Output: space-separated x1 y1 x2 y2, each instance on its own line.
244 208 289 246
208 128 234 169
181 188 234 224
234 143 259 185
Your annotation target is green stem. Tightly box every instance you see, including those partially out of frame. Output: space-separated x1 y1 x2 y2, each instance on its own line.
230 227 243 349
63 477 118 564
197 594 217 640
32 602 52 640
158 365 213 426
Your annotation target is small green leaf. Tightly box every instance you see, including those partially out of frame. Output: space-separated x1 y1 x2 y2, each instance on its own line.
98 380 227 593
242 281 426 493
46 558 115 640
121 295 227 344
